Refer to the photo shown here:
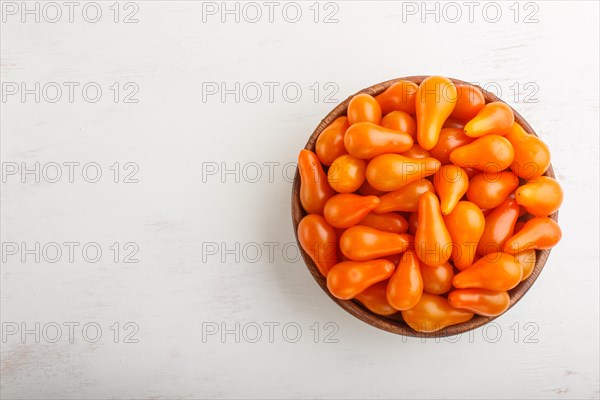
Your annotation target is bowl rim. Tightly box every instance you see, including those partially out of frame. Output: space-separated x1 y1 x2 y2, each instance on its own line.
291 76 558 338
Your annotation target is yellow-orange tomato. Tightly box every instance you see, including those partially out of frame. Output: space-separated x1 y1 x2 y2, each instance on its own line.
401 293 474 332
297 214 337 276
324 194 379 229
340 226 412 261
504 217 562 254
515 249 536 281
375 179 435 213
401 144 431 159
315 116 349 165
453 252 523 291
450 134 515 171
505 122 551 179
451 84 485 121
429 128 474 165
327 259 395 300
366 154 441 192
448 289 510 317
416 76 458 150
433 165 469 215
327 154 366 193
357 212 408 234
466 171 520 210
477 199 520 256
354 281 398 316
375 80 419 115
464 101 514 137
420 262 454 295
515 176 563 217
347 93 382 125
387 249 423 310
298 149 335 214
415 192 452 266
344 122 413 159
443 201 485 270
380 111 417 140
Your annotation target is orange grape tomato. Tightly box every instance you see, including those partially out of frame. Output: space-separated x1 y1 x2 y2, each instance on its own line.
504 217 562 254
401 293 474 332
433 165 469 215
450 134 515 171
415 192 452 266
354 280 398 316
401 144 431 159
323 194 380 229
515 176 563 217
505 122 551 179
464 101 514 137
340 226 412 261
327 154 367 193
347 93 382 125
298 149 335 214
466 170 520 210
420 262 454 295
297 214 337 276
344 122 413 159
380 111 417 140
375 80 419 115
357 212 409 234
416 76 458 150
448 289 510 317
452 252 523 291
515 249 537 281
443 201 485 270
477 199 520 256
315 116 349 165
451 84 485 121
387 249 423 310
327 259 395 300
429 128 475 165
375 179 435 213
366 154 441 192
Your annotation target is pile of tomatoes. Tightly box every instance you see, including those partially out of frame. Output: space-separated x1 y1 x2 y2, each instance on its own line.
296 76 563 333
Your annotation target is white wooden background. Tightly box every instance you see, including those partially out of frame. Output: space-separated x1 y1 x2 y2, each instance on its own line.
1 1 599 399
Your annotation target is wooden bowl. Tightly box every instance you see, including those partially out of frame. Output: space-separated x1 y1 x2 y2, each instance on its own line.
291 76 558 338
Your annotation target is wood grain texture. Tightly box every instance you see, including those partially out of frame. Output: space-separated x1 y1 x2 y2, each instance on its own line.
292 76 559 337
